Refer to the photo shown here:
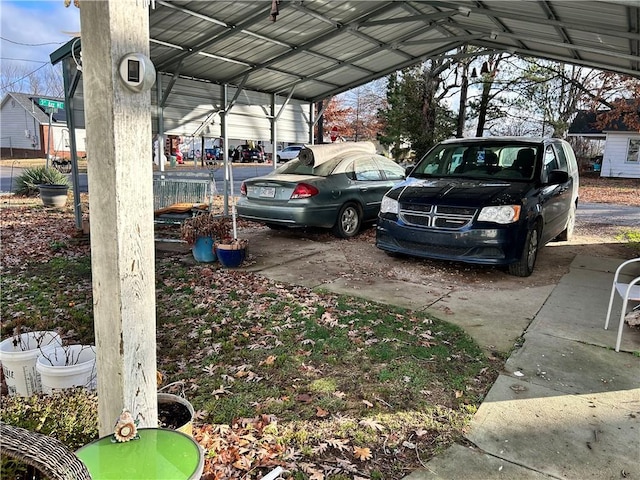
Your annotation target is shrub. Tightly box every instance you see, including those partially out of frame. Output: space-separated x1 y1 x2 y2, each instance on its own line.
14 166 70 196
1 389 98 478
0 389 98 449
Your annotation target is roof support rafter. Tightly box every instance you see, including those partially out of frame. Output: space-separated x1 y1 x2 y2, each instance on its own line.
537 0 581 61
426 0 640 41
221 2 400 85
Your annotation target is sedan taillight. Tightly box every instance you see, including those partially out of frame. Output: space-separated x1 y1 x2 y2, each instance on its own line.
290 183 319 199
240 182 247 196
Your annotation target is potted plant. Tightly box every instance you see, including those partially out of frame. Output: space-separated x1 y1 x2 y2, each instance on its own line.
14 166 70 207
0 331 62 396
36 344 97 394
214 205 248 268
180 213 231 263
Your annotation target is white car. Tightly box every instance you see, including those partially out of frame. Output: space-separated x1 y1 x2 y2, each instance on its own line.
276 145 304 162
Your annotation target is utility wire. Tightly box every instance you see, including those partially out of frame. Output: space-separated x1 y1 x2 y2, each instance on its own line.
2 63 50 90
1 57 50 64
0 36 65 47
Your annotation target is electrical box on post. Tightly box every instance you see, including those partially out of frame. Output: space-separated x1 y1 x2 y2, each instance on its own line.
119 53 156 92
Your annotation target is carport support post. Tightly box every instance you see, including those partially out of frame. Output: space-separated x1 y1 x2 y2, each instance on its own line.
79 1 158 436
271 94 277 170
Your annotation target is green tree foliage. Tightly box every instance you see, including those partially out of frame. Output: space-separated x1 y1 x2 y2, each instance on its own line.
379 59 456 160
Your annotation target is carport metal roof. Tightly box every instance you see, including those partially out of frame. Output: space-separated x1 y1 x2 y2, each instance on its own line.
149 0 640 103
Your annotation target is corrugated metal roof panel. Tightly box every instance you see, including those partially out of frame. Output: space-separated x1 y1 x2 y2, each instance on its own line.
55 0 639 105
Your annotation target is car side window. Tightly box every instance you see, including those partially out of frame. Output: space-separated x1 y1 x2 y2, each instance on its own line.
543 146 559 180
376 158 405 180
354 157 383 181
554 144 568 172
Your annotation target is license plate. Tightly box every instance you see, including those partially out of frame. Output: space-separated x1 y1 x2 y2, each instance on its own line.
259 187 275 198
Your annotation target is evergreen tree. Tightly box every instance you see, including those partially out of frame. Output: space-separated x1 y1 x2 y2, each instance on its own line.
379 59 456 160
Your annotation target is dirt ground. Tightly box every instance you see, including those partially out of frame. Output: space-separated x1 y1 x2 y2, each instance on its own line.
242 217 639 295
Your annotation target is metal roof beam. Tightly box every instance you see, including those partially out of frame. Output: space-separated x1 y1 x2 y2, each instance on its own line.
357 8 465 27
155 3 269 71
470 0 528 50
221 2 399 85
160 59 183 108
537 0 581 61
488 30 640 63
346 28 415 61
309 41 466 103
628 4 640 70
425 0 640 41
474 41 640 78
402 34 484 46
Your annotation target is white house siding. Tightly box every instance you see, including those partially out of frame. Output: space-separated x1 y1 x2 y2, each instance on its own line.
0 96 43 151
1 93 87 158
49 124 87 158
602 131 640 179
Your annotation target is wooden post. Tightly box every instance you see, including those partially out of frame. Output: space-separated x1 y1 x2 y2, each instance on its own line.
79 0 157 436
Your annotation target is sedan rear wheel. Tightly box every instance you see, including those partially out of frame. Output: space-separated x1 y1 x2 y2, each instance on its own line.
333 203 362 238
508 224 540 277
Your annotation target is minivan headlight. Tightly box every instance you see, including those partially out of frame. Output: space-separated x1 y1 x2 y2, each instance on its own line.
478 205 521 224
380 196 399 214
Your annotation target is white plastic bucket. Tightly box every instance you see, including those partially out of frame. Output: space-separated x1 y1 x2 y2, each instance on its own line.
0 331 62 396
36 345 97 395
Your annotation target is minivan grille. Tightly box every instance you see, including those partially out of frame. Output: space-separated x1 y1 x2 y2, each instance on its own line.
399 204 476 230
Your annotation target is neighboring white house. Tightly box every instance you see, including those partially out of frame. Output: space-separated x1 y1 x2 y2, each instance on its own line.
0 92 86 159
568 109 639 179
600 131 640 179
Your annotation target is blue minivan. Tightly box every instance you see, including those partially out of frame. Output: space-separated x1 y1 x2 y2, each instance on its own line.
376 137 579 277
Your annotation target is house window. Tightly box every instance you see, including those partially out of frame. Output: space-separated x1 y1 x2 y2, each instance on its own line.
627 139 640 163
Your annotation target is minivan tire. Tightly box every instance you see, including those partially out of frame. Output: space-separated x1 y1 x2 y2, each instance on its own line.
555 204 576 242
508 225 540 277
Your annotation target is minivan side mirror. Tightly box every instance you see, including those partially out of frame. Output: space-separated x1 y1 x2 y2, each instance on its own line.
405 165 415 176
546 169 569 185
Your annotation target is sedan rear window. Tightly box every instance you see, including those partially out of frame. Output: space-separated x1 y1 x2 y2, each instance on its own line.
274 157 343 176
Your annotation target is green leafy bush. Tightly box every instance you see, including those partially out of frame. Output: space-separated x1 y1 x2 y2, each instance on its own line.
1 389 99 478
1 389 98 449
14 166 70 196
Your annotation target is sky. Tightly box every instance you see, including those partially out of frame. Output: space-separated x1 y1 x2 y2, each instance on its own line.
1 0 81 78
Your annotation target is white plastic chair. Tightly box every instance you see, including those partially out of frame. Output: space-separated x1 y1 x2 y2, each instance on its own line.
604 258 640 352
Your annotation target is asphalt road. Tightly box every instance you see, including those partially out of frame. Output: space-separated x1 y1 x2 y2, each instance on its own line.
576 202 640 226
1 166 638 229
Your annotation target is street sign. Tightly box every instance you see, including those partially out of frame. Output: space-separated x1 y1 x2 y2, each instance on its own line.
330 126 338 142
38 98 65 110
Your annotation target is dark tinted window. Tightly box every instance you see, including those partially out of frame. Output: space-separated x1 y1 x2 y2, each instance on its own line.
553 143 568 172
412 142 540 180
543 145 559 180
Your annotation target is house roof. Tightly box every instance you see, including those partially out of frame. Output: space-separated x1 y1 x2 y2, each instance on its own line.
569 109 639 135
2 92 68 124
51 0 640 104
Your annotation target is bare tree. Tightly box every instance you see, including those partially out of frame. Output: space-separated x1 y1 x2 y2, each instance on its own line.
1 63 64 98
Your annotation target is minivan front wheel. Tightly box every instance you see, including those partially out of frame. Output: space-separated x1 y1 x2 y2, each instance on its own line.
509 225 540 277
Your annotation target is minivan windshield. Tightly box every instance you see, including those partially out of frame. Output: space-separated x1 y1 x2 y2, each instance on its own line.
410 142 540 181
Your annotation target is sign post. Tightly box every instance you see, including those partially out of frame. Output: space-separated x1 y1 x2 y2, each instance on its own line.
38 99 65 168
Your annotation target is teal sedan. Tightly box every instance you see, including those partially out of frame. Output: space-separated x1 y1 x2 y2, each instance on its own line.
236 143 405 238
